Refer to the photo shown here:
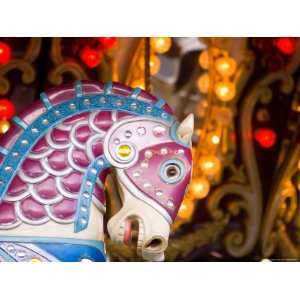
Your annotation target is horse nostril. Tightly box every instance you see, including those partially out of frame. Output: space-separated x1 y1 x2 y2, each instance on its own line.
145 238 164 250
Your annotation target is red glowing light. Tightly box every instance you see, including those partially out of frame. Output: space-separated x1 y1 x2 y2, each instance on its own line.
97 37 117 49
80 47 102 69
275 38 296 55
0 42 11 65
254 128 277 149
0 99 15 120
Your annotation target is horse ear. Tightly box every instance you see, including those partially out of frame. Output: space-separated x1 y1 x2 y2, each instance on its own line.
176 113 194 145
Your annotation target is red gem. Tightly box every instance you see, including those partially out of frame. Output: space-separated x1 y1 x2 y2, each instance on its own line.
80 47 102 69
275 38 297 55
0 42 11 65
97 37 117 49
254 128 277 149
0 99 15 120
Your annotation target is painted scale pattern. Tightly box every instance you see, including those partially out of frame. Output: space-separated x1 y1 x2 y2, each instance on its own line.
0 81 175 229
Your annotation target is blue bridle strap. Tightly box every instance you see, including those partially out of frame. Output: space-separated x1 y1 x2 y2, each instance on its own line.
74 155 111 233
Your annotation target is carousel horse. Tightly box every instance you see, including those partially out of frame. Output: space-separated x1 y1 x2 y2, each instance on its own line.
0 81 193 262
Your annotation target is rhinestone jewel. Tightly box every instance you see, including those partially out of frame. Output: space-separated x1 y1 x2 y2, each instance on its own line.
160 148 168 155
133 171 141 177
117 144 132 158
143 182 151 188
155 190 163 197
144 150 152 159
124 130 132 138
137 127 146 136
167 200 174 208
153 125 166 137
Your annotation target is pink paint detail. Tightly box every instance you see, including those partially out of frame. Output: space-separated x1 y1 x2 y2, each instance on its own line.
35 177 58 199
0 202 16 224
21 197 47 220
72 148 90 167
93 111 112 131
63 112 90 126
7 175 27 196
75 124 92 143
51 198 76 219
51 128 69 144
22 159 45 177
61 172 83 193
92 141 103 157
125 142 192 221
31 137 49 153
47 150 68 171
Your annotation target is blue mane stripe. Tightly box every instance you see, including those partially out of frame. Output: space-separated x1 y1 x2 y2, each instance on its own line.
12 116 28 130
0 82 175 211
40 92 52 110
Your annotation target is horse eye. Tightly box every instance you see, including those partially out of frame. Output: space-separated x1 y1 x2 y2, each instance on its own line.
166 164 180 178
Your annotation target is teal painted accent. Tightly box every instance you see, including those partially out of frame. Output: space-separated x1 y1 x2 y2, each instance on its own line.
40 92 52 110
0 146 8 156
104 81 113 94
170 121 190 148
130 88 142 98
155 98 166 108
75 80 83 97
12 116 28 130
74 155 111 233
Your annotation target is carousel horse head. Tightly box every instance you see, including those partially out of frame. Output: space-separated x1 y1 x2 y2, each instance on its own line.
0 81 193 262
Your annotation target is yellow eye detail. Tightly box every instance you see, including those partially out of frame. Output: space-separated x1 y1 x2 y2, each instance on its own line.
117 144 132 158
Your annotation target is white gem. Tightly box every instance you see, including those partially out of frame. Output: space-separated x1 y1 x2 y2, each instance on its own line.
143 182 151 188
133 171 141 177
153 125 166 137
86 181 92 187
81 206 88 212
81 218 87 224
116 100 123 106
137 127 146 136
91 168 97 174
84 98 90 105
155 190 163 197
54 110 61 116
16 251 26 258
6 245 15 252
97 159 104 166
69 103 76 109
31 128 38 133
146 106 152 112
167 200 174 208
42 119 48 125
177 149 184 155
141 162 148 168
144 150 152 159
21 139 28 145
5 166 12 172
114 138 120 145
83 192 90 198
160 148 168 155
100 97 106 103
124 130 132 138
130 102 137 109
12 152 19 157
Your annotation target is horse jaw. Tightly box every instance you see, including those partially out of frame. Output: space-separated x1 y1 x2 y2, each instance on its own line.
107 178 170 262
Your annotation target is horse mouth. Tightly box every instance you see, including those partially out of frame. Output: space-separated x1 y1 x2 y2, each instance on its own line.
119 217 144 252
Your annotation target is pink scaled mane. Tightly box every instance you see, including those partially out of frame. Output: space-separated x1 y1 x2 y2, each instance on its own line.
0 81 174 229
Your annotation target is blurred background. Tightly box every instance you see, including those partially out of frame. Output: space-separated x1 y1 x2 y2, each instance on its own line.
0 37 299 261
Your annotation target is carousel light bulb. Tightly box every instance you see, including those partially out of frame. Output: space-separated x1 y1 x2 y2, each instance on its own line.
215 57 237 77
177 199 194 220
197 73 210 94
151 37 172 54
190 177 210 199
198 50 209 69
0 119 10 134
150 54 160 75
207 132 220 145
199 155 221 176
214 81 236 102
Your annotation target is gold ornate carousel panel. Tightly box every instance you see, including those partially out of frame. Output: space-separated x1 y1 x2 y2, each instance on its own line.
0 37 298 262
